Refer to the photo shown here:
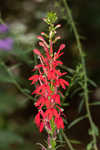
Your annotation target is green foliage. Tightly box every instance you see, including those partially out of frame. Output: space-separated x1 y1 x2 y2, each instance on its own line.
44 12 58 25
0 130 23 149
89 123 99 137
68 115 87 129
86 141 93 150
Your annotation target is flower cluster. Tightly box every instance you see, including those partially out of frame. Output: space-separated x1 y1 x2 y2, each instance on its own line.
0 24 13 51
29 26 69 133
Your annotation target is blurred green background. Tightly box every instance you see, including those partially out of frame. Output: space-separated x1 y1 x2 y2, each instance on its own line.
0 0 100 150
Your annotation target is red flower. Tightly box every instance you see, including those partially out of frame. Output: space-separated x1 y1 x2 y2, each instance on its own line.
44 108 59 120
55 78 69 89
55 117 64 129
32 83 52 95
35 112 41 127
29 29 69 132
35 96 51 109
34 110 45 132
50 94 61 105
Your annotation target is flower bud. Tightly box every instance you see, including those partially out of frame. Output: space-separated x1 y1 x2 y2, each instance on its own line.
55 24 61 29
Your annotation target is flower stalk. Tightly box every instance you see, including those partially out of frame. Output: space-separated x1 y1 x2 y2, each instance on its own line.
29 12 69 150
62 0 98 150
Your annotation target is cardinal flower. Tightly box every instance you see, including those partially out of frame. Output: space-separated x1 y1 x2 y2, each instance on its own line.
29 23 69 133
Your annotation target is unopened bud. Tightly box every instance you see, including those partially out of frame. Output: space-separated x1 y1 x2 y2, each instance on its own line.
53 36 61 44
41 32 45 35
42 18 46 22
49 31 53 39
41 32 48 38
55 24 61 29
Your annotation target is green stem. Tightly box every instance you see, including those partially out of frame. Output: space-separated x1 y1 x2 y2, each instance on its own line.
47 108 56 149
62 0 98 150
62 131 75 150
47 24 57 150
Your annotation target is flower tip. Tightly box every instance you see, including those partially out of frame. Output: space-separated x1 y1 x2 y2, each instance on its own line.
33 49 41 56
42 18 46 22
41 32 45 35
61 44 66 49
42 17 45 20
65 81 69 87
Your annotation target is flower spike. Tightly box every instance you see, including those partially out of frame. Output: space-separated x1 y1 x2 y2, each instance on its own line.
29 13 69 150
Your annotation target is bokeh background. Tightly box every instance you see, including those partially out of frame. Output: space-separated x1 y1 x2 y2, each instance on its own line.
0 0 100 150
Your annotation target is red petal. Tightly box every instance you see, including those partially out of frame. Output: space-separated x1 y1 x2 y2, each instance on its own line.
33 49 45 63
37 36 48 48
57 44 65 54
52 109 59 118
39 42 48 53
35 112 40 127
55 94 61 105
28 75 39 84
33 49 41 56
40 122 44 132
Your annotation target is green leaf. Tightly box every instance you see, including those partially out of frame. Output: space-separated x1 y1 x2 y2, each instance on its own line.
68 115 87 129
71 87 82 97
92 123 99 136
88 123 99 136
62 103 69 106
22 89 30 94
86 141 93 150
78 98 84 113
70 139 81 144
61 65 74 74
63 118 68 125
88 79 97 87
56 144 65 149
89 101 100 106
58 129 64 143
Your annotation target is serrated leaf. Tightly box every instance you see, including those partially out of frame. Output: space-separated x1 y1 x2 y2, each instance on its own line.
68 115 87 129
